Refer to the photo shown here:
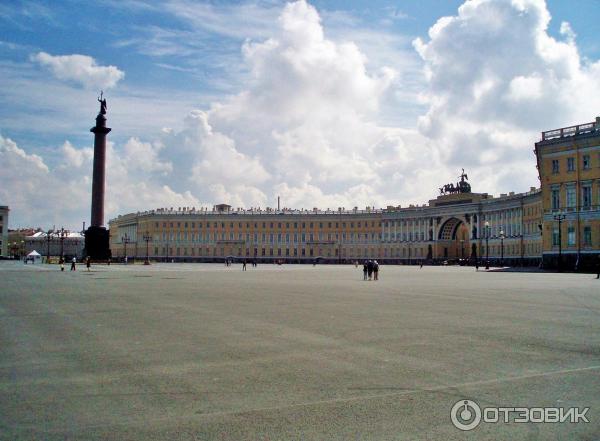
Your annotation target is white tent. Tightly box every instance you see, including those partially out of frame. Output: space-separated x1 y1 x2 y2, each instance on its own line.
26 250 42 262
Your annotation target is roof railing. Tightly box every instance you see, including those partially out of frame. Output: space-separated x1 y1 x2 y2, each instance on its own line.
541 121 596 141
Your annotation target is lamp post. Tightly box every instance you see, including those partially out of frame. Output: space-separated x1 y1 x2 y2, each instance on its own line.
499 229 505 267
58 228 67 258
143 231 152 265
553 214 566 271
485 221 490 270
46 229 54 263
121 233 130 263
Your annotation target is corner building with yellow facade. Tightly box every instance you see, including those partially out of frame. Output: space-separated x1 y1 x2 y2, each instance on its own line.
535 117 600 270
108 116 600 268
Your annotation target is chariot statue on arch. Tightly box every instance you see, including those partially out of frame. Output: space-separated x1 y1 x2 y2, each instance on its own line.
439 169 472 195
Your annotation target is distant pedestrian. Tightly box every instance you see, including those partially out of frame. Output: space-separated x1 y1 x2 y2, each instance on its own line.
124 256 128 265
363 261 368 280
373 260 379 280
367 260 373 280
86 256 91 271
596 256 600 279
475 260 479 271
419 260 423 269
59 257 65 272
70 257 76 271
242 259 247 271
107 257 111 266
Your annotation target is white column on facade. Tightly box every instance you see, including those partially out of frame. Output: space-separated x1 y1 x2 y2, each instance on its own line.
468 214 473 240
400 219 403 241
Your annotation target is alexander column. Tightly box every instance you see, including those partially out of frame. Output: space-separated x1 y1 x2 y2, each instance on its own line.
84 92 111 260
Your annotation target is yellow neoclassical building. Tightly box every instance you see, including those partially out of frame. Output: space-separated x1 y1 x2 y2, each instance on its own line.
107 117 600 268
535 117 600 270
109 183 542 266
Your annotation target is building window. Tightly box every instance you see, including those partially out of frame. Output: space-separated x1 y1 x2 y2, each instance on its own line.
583 226 592 246
583 154 590 170
552 159 559 174
566 186 576 208
551 188 560 210
582 185 592 209
567 226 575 246
567 157 575 172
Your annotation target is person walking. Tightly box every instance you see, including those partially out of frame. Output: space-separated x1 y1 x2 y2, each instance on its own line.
70 256 76 271
373 260 379 281
86 256 91 271
367 260 373 280
242 259 247 271
363 261 368 280
59 256 65 272
475 259 479 271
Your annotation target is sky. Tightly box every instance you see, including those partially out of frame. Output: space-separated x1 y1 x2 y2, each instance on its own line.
1 0 599 230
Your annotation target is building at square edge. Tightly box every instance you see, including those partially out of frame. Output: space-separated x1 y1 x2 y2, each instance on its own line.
106 117 600 270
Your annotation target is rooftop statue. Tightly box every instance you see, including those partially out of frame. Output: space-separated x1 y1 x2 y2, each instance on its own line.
440 169 472 195
98 91 107 115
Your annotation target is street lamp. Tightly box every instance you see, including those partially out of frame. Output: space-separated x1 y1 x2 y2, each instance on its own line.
553 213 566 271
58 227 67 258
143 231 152 265
121 233 130 263
46 229 55 263
485 221 490 270
499 229 505 267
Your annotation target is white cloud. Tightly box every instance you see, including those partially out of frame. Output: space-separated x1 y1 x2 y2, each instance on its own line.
0 133 201 229
103 0 432 214
0 133 86 229
123 137 172 174
31 52 124 90
413 0 600 193
60 141 93 168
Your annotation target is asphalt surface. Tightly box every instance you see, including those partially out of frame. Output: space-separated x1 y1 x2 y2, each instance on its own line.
1 261 599 440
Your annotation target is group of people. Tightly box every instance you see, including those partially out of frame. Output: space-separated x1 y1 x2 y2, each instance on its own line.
362 260 380 280
57 256 92 271
242 259 258 270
